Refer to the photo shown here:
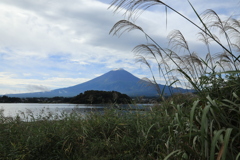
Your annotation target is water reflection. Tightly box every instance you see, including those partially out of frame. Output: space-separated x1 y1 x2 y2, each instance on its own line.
0 103 153 121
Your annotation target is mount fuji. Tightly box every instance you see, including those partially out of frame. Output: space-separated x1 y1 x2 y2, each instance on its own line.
6 68 191 97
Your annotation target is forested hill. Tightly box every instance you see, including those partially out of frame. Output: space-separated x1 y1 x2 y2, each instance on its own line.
70 90 132 104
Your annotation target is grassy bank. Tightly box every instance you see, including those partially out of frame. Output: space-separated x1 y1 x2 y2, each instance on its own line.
1 1 239 158
0 94 240 159
0 105 171 160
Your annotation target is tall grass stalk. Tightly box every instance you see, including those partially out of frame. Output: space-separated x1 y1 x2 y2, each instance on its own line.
109 0 240 100
109 0 240 159
0 106 177 159
1 97 240 159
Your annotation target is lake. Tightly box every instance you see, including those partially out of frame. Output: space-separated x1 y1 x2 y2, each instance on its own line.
0 103 107 120
0 103 153 121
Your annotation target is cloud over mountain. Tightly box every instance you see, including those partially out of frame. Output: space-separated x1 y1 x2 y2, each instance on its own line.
0 0 238 94
6 69 191 97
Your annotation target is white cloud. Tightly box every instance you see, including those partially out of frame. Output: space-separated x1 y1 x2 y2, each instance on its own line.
0 73 90 94
0 0 238 94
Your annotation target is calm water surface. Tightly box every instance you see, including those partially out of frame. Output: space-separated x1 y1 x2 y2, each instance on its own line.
0 103 152 120
0 103 105 119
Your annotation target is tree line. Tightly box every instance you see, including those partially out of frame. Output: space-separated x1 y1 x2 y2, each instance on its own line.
0 90 132 104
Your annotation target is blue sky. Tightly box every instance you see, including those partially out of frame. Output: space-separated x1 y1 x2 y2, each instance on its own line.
0 0 239 95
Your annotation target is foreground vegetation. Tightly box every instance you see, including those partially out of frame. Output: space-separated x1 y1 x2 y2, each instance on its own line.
1 0 239 159
0 93 239 159
108 0 240 159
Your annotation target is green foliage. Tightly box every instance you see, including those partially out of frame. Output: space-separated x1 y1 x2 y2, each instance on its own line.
1 1 239 159
70 90 132 104
109 0 240 100
1 95 240 159
0 107 171 159
109 0 240 159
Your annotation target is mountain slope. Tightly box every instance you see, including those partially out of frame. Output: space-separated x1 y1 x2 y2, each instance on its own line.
6 68 191 97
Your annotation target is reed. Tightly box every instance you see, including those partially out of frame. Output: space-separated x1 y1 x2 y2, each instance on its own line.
0 107 173 159
1 96 240 159
0 1 239 159
109 0 240 159
109 0 240 100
